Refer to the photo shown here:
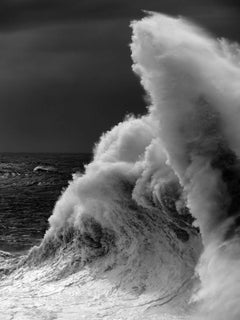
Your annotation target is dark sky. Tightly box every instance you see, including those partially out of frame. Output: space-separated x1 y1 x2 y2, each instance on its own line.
0 0 239 152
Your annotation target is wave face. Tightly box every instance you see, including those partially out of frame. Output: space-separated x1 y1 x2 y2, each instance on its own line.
1 13 240 320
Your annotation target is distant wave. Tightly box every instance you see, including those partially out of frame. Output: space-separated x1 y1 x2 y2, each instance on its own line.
33 165 57 173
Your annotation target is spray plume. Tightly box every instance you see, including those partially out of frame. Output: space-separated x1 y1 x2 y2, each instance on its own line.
131 13 240 319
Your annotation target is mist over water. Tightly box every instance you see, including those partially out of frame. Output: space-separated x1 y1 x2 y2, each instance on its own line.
1 12 240 320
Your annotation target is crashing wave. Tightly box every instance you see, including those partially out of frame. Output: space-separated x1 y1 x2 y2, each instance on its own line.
1 12 240 320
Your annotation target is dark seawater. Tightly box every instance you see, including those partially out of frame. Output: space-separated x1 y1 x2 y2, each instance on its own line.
0 153 91 253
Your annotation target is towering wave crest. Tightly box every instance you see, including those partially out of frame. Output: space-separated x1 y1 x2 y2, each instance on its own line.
130 13 240 319
15 13 240 319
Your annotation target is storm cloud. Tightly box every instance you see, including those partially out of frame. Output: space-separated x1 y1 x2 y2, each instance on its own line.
0 0 239 152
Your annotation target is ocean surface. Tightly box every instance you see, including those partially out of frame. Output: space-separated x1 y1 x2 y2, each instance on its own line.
0 153 91 253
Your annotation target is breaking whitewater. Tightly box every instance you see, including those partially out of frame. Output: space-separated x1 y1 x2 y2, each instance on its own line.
2 12 240 319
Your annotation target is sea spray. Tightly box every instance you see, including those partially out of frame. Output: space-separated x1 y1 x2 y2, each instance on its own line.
131 13 240 319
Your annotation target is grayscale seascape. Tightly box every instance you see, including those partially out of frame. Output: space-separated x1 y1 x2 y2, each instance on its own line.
0 6 240 320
